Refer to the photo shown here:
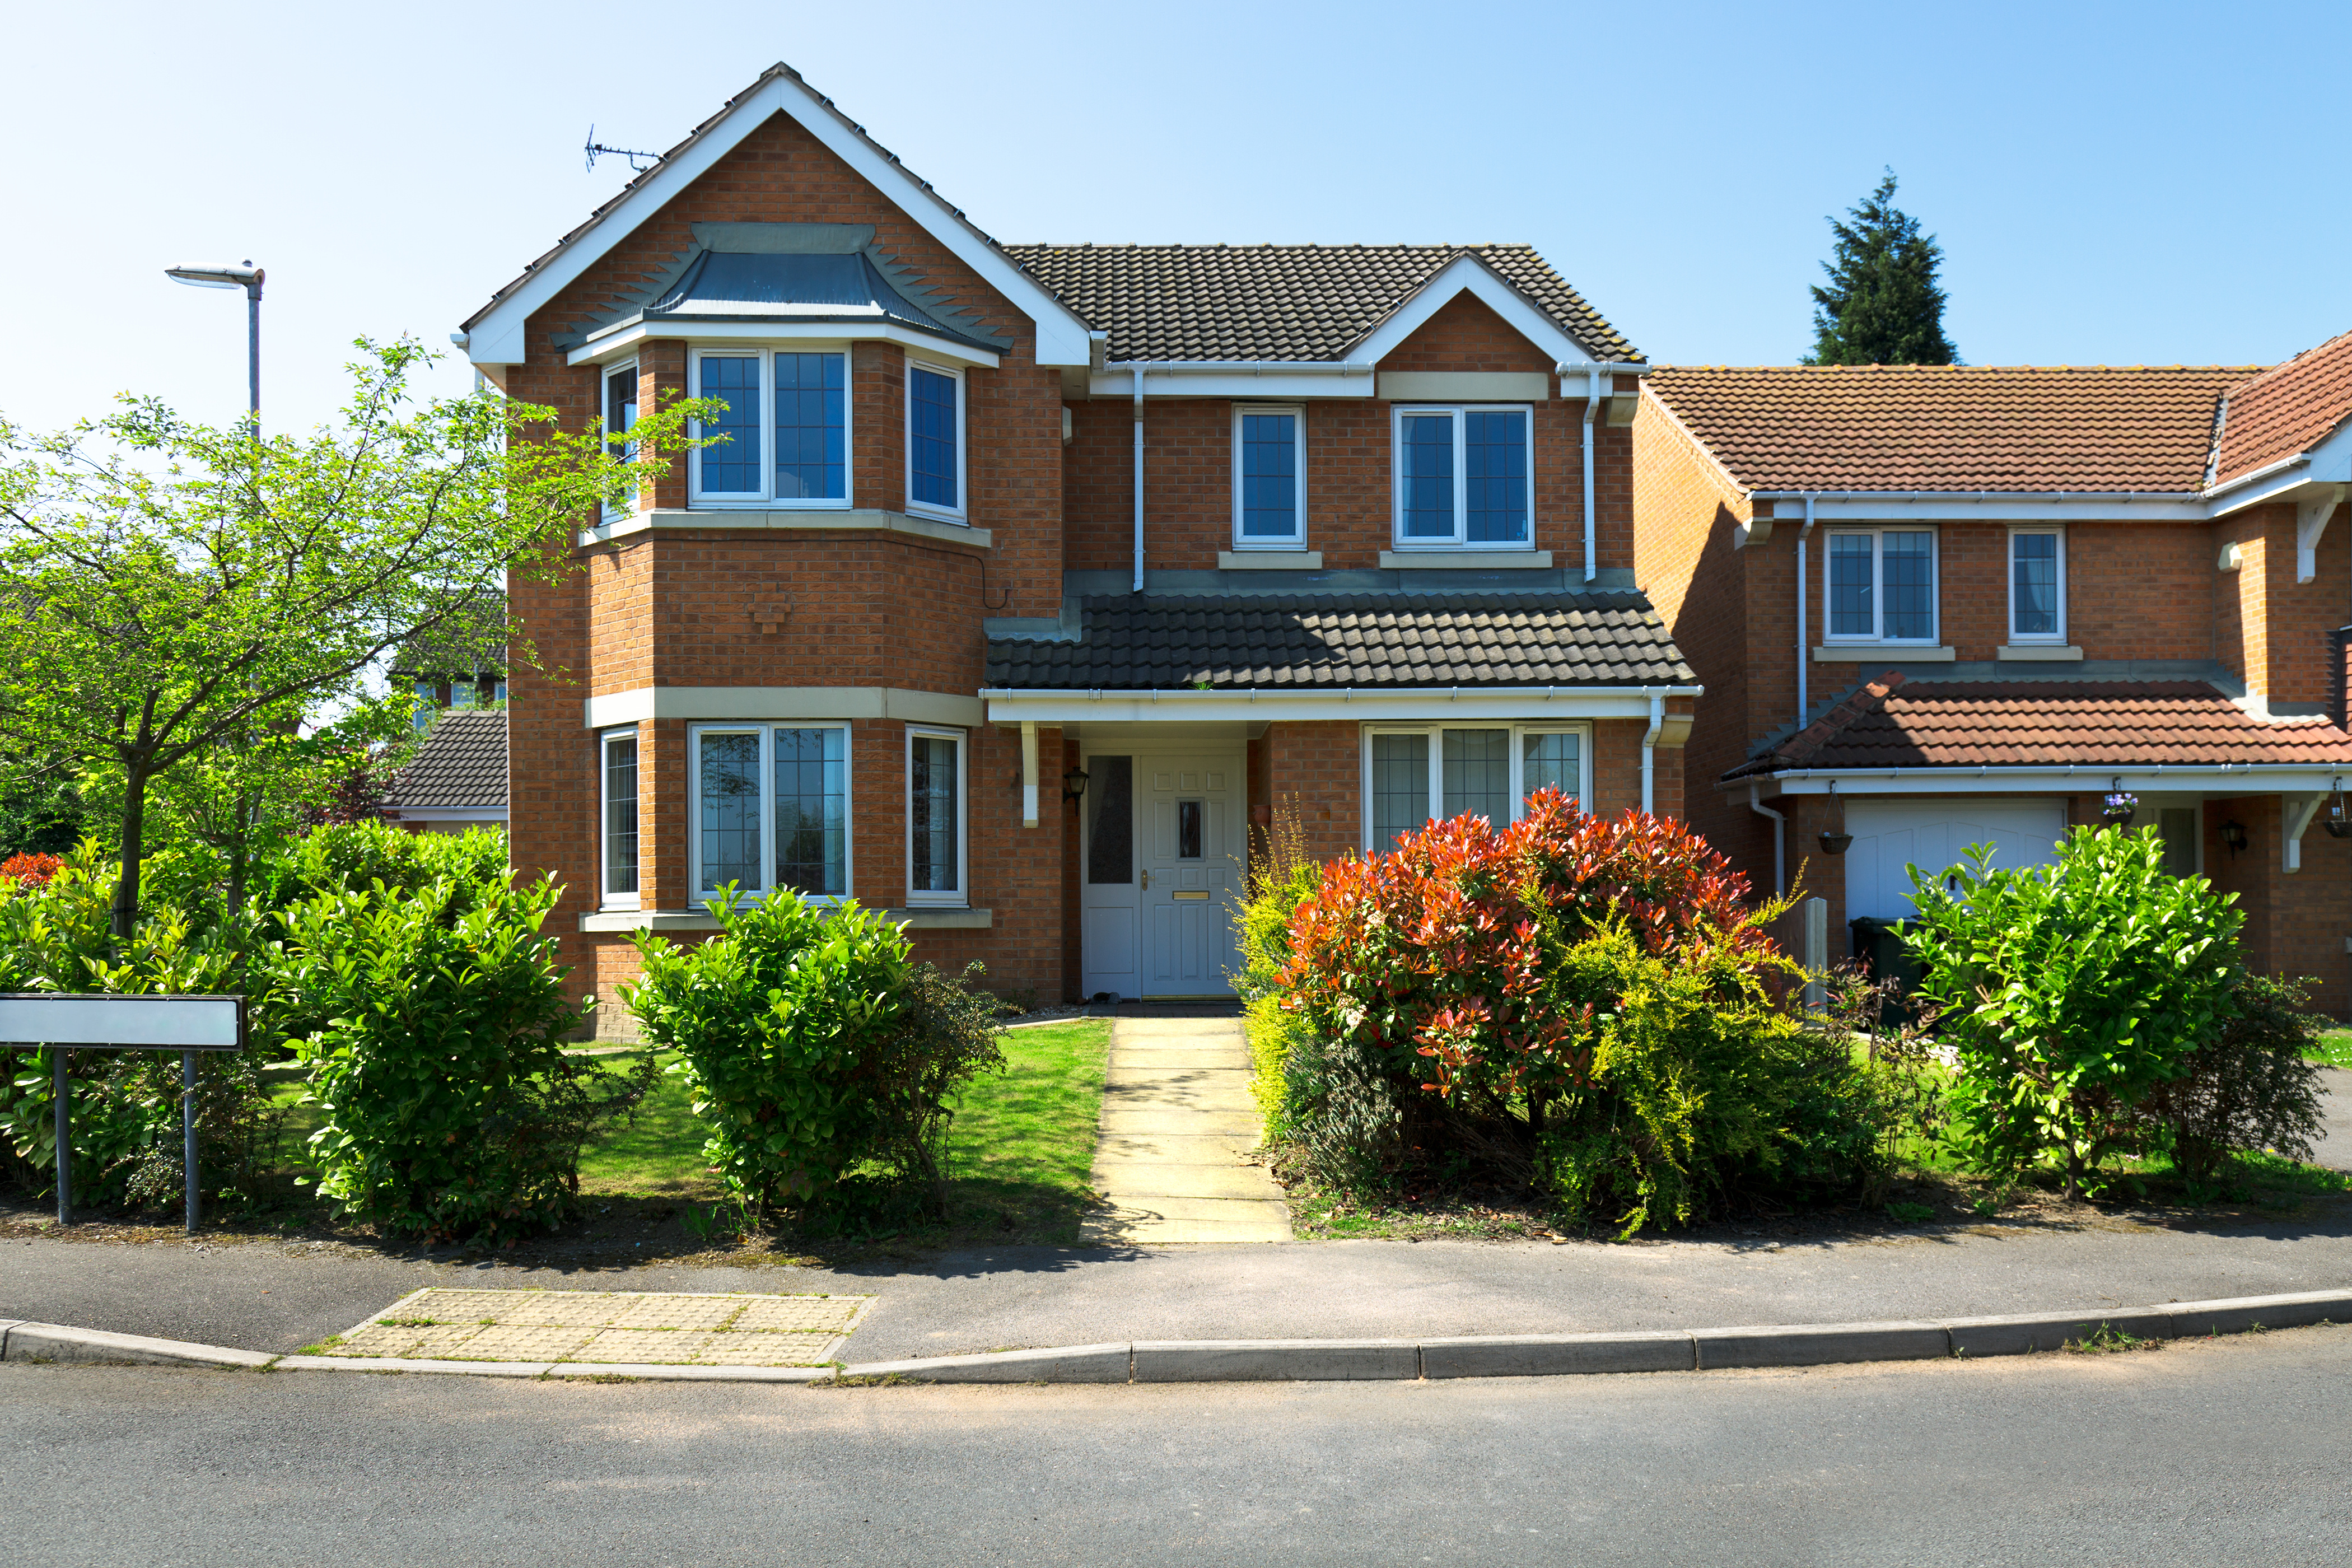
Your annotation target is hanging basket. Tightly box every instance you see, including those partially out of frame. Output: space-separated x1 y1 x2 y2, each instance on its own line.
1818 831 1854 855
2101 790 2138 827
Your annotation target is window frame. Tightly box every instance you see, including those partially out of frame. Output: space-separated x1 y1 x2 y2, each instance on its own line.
904 358 967 524
601 358 641 522
1821 525 1942 645
686 346 853 510
1388 403 1537 551
1357 721 1593 851
599 726 641 912
685 720 854 906
903 724 969 909
1230 402 1308 549
2006 525 2068 645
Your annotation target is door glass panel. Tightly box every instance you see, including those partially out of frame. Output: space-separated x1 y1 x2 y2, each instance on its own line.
1177 800 1203 860
1087 757 1133 884
2158 808 2198 879
1522 731 1580 810
699 731 760 892
1372 733 1430 848
1442 729 1510 824
773 727 846 896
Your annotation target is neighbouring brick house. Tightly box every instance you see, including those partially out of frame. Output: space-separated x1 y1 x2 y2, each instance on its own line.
454 63 1696 1028
1634 336 2352 1011
383 710 508 835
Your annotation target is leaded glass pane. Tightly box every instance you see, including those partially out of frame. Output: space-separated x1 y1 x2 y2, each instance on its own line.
909 366 958 509
605 366 638 460
909 734 959 894
1086 757 1132 884
698 356 762 493
1464 410 1528 543
1240 412 1298 538
1399 414 1455 538
1884 531 1934 640
1442 729 1510 824
774 727 847 897
1828 534 1875 637
699 731 760 893
774 352 845 500
604 735 638 897
1373 732 1431 848
1522 731 1581 809
2013 532 2058 636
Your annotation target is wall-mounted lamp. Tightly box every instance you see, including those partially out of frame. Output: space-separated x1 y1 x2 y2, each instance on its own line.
1061 766 1090 806
1817 780 1852 855
2327 778 2351 840
2220 820 2249 856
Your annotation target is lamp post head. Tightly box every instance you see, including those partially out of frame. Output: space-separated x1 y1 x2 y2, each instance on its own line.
165 262 263 291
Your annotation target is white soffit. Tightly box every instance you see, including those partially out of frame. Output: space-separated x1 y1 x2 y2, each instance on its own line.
464 72 1093 368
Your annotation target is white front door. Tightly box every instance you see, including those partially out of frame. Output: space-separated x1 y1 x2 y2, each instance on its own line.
1079 750 1244 999
1843 797 2068 922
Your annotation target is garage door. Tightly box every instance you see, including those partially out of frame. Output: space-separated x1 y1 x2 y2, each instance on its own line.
1842 799 2068 922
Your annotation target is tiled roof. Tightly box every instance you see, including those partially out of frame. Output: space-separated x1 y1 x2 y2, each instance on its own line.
2214 328 2352 486
1648 365 2253 494
1000 244 1638 365
1727 672 2352 777
986 593 1693 690
386 710 508 812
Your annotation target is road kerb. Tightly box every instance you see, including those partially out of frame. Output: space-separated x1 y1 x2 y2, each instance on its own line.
838 1343 1133 1384
2164 1288 2352 1338
1132 1338 1419 1382
1942 1307 2173 1357
1693 1320 1952 1370
1422 1331 1695 1378
0 1322 277 1370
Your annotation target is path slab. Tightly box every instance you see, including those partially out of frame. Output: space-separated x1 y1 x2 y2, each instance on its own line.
1083 1014 1290 1245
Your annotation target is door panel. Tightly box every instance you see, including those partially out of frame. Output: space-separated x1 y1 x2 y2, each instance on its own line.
1139 754 1243 996
1844 799 2066 922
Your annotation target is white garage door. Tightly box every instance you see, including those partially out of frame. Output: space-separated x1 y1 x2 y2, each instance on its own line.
1842 799 2068 922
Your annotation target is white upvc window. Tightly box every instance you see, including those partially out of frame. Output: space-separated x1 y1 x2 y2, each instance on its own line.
1231 403 1306 548
906 360 966 522
688 347 850 508
1390 404 1534 549
905 725 967 908
1823 526 1939 643
602 359 640 521
687 722 851 903
600 727 641 911
2008 526 2066 643
1361 723 1590 851
410 679 439 732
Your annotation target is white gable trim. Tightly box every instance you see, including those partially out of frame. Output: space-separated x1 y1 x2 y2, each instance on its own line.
1349 253 1622 374
462 72 1092 368
2207 422 2352 514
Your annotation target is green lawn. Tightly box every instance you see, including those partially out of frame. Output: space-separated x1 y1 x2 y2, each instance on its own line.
2310 1029 2352 1069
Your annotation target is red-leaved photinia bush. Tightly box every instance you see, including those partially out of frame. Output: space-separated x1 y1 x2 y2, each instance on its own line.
0 852 62 888
1277 790 1777 1113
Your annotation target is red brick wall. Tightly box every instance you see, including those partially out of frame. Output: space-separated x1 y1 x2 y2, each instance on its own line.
1265 721 1363 864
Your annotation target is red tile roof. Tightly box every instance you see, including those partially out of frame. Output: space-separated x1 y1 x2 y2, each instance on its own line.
1648 364 2253 494
2213 328 2352 486
1728 673 2352 777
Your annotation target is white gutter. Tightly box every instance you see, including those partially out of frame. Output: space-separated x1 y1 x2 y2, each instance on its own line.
1580 367 1602 583
1640 688 1664 814
1749 782 1786 899
981 683 1702 725
1751 488 2201 502
1132 366 1146 594
1796 493 1816 729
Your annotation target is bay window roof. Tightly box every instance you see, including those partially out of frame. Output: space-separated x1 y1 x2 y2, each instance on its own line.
577 246 1006 356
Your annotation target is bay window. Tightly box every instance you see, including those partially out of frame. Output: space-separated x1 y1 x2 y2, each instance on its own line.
690 349 847 506
2009 528 2066 643
1365 724 1588 850
1392 404 1532 548
689 723 850 901
600 728 640 909
603 360 639 520
907 362 964 521
1233 404 1306 547
906 725 966 907
1824 528 1938 643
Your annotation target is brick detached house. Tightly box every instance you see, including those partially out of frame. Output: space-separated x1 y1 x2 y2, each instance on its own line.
1634 333 2352 1010
454 64 1696 1026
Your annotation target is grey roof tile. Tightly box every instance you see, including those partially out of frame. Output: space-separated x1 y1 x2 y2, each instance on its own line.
386 710 508 812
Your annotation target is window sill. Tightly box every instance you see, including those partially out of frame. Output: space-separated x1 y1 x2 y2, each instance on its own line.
1998 644 2083 661
1379 550 1552 570
580 907 992 934
1813 644 1955 662
578 508 991 551
1219 550 1322 570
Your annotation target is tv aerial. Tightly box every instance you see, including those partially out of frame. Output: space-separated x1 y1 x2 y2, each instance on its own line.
584 125 660 175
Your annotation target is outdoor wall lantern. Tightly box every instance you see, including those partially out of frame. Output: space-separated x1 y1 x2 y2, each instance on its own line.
1817 781 1852 856
1061 766 1089 806
2326 778 2352 839
2101 777 2139 827
2220 819 2249 856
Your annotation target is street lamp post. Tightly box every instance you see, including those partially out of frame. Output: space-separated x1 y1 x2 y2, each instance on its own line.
164 260 264 424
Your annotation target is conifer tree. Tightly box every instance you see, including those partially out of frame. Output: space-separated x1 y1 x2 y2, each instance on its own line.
1805 170 1959 366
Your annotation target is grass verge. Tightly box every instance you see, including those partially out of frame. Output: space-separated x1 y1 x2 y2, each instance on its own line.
2309 1029 2352 1069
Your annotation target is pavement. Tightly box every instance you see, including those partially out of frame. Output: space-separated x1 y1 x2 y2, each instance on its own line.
7 1324 2350 1566
1082 1014 1290 1245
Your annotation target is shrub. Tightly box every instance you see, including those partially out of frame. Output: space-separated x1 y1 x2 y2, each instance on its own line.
1231 801 1324 1144
256 816 508 912
620 891 1005 1221
0 851 61 888
276 869 647 1242
2141 973 2328 1184
1899 825 2242 1197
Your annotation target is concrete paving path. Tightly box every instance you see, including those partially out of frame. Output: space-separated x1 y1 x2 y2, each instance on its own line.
1080 1015 1291 1245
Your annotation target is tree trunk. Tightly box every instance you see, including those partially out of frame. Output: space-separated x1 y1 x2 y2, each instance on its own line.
113 763 150 946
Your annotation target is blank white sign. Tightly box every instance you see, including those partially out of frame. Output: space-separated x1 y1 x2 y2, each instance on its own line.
0 994 244 1048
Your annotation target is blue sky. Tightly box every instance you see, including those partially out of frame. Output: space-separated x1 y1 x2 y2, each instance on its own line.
4 0 2346 435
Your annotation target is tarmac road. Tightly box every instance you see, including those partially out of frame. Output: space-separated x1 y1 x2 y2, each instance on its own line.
5 1323 2349 1566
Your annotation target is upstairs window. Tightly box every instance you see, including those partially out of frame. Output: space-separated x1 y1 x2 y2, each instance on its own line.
1392 405 1532 548
690 349 847 507
1233 404 1305 547
603 361 639 519
907 362 964 520
1824 528 1938 643
2009 528 2066 643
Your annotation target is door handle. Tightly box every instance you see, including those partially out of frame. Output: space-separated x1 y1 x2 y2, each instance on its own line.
1140 869 1150 890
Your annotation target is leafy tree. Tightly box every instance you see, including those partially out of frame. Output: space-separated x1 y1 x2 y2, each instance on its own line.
0 340 704 940
1805 169 1959 366
0 774 81 858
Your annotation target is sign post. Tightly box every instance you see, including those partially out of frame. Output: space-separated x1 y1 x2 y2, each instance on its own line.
0 995 248 1236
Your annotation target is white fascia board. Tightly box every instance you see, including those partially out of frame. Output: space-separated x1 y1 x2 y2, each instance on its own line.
1765 493 2209 522
1739 763 2351 796
982 686 1700 725
464 73 1091 368
585 685 986 729
1088 367 1375 399
2208 426 2352 515
568 321 1001 370
1350 254 1603 371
